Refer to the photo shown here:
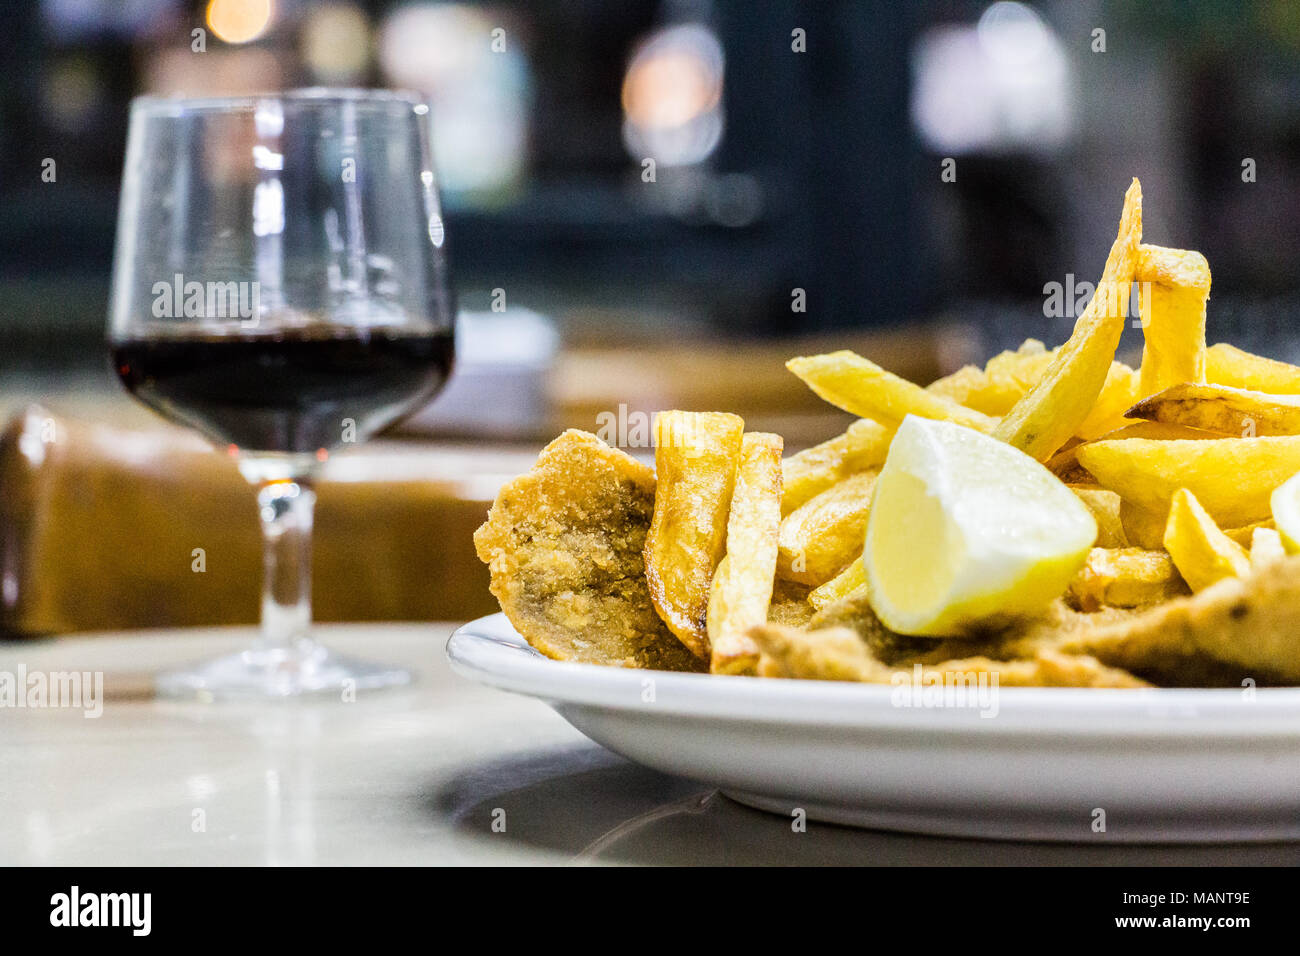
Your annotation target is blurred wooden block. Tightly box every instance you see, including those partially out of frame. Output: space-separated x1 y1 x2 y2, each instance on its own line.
0 407 530 636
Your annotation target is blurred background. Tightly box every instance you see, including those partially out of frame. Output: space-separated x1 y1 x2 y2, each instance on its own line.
5 1 1300 373
4 0 1300 632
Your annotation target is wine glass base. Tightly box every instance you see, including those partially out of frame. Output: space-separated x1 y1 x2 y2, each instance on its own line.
155 638 412 700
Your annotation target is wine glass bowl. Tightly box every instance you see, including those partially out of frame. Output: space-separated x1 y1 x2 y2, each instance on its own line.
108 89 455 698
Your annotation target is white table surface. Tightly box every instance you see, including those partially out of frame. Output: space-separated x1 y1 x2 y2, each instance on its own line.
2 624 1298 866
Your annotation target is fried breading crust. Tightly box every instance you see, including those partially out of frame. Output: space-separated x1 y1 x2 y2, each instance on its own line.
750 592 1148 686
1062 554 1300 685
474 430 704 672
775 560 1300 687
751 623 1148 687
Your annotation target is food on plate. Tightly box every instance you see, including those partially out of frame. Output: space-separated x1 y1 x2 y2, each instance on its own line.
750 609 1148 688
780 418 889 514
992 178 1142 461
1162 488 1251 592
1128 382 1300 437
1206 343 1300 393
863 416 1096 636
1061 556 1300 685
1270 469 1300 553
1066 547 1187 611
1135 244 1211 397
1250 527 1287 570
1225 520 1273 546
1067 487 1127 548
776 470 878 586
1076 362 1141 439
926 339 1055 416
1046 419 1219 483
644 411 745 658
707 432 783 674
1076 434 1300 528
1119 498 1167 550
474 178 1300 688
766 580 817 628
786 351 997 433
808 557 867 610
473 430 704 672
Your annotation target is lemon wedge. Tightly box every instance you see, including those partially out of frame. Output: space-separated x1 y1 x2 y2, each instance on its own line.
864 415 1098 636
1269 470 1300 553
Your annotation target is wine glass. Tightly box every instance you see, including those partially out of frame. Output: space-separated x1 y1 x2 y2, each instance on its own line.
108 89 455 698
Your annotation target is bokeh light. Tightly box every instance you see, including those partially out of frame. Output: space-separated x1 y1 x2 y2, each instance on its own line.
621 24 725 168
206 0 274 45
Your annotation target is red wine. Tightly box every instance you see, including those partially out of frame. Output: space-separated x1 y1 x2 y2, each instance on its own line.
112 328 454 454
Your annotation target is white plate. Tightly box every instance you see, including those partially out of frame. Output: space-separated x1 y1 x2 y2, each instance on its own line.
447 614 1300 842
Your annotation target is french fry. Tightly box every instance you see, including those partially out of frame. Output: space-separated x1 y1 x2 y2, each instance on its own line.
1067 547 1186 611
707 432 784 674
1122 503 1272 552
776 470 878 586
781 418 890 515
930 344 1138 439
1206 343 1300 394
1127 383 1300 437
1048 420 1220 481
786 351 997 433
767 579 816 628
1135 244 1211 397
1076 434 1300 528
994 179 1143 460
1250 526 1287 570
808 556 868 611
644 411 745 657
926 339 1055 416
1163 488 1250 592
1075 362 1140 439
1120 499 1167 550
1068 486 1128 548
1225 519 1274 547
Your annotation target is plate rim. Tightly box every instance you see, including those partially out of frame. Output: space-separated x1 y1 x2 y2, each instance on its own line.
447 613 1300 737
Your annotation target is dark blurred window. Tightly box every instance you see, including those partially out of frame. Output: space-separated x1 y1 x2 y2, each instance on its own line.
5 1 1300 368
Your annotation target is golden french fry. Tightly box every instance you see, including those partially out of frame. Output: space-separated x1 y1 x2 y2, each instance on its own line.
776 470 878 586
1225 519 1274 547
808 556 868 611
781 418 890 515
1127 383 1300 437
926 340 1055 416
1076 362 1140 439
1068 487 1127 548
644 411 745 657
786 351 998 433
1120 499 1167 550
1250 526 1287 571
1121 501 1270 552
1049 459 1095 486
767 579 816 628
1048 420 1220 481
994 179 1142 460
1206 343 1300 394
1135 244 1211 397
1067 547 1186 611
707 432 784 674
1163 488 1250 592
1076 434 1300 528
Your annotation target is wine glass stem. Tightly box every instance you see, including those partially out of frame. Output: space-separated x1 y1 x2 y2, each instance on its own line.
256 477 316 650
